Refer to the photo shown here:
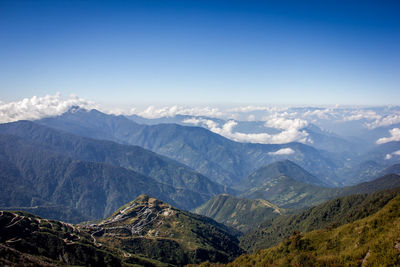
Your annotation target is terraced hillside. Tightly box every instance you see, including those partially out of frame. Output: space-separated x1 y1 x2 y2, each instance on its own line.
86 195 243 265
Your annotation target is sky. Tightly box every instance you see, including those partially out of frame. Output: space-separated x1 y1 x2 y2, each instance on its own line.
0 0 399 107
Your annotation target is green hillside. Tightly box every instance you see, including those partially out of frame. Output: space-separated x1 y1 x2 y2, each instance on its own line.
237 160 326 191
193 194 282 233
241 187 400 252
195 191 400 266
0 134 214 221
239 175 331 209
239 160 400 209
0 121 229 203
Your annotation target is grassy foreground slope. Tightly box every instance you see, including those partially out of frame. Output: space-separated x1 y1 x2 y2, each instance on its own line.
241 187 400 252
196 193 400 266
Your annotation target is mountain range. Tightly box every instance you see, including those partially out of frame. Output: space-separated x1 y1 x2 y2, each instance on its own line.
0 123 231 221
37 108 340 186
1 106 400 265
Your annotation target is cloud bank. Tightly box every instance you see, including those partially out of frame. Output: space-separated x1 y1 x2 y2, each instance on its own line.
2 94 400 146
376 128 400 144
138 105 225 119
183 117 309 144
0 93 97 123
366 114 400 129
268 148 295 155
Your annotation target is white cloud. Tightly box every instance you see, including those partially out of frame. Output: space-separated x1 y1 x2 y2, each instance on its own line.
302 108 336 120
0 93 97 123
108 107 136 116
377 128 400 144
247 114 256 121
268 148 295 155
385 150 400 160
264 113 308 130
228 105 288 113
366 114 400 129
137 105 224 119
183 117 309 144
182 118 201 126
343 110 382 122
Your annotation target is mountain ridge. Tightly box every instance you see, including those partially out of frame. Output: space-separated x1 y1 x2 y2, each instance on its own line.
0 133 218 221
0 120 230 198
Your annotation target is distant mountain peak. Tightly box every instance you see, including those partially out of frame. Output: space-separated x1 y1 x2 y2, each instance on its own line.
238 159 326 191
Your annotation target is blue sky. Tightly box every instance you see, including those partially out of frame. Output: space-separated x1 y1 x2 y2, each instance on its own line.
0 0 399 107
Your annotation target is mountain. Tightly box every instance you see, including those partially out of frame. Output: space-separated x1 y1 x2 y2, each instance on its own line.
338 160 384 185
86 195 243 265
193 194 282 233
239 165 400 209
236 160 326 191
237 161 332 209
353 141 400 168
0 195 243 266
37 108 339 186
211 191 400 266
337 173 400 196
0 134 216 221
0 120 229 201
239 175 331 209
335 141 400 185
240 187 400 253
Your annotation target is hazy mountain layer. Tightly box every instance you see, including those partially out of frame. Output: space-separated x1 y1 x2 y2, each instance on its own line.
38 108 339 186
0 120 229 201
239 159 400 209
0 134 216 221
